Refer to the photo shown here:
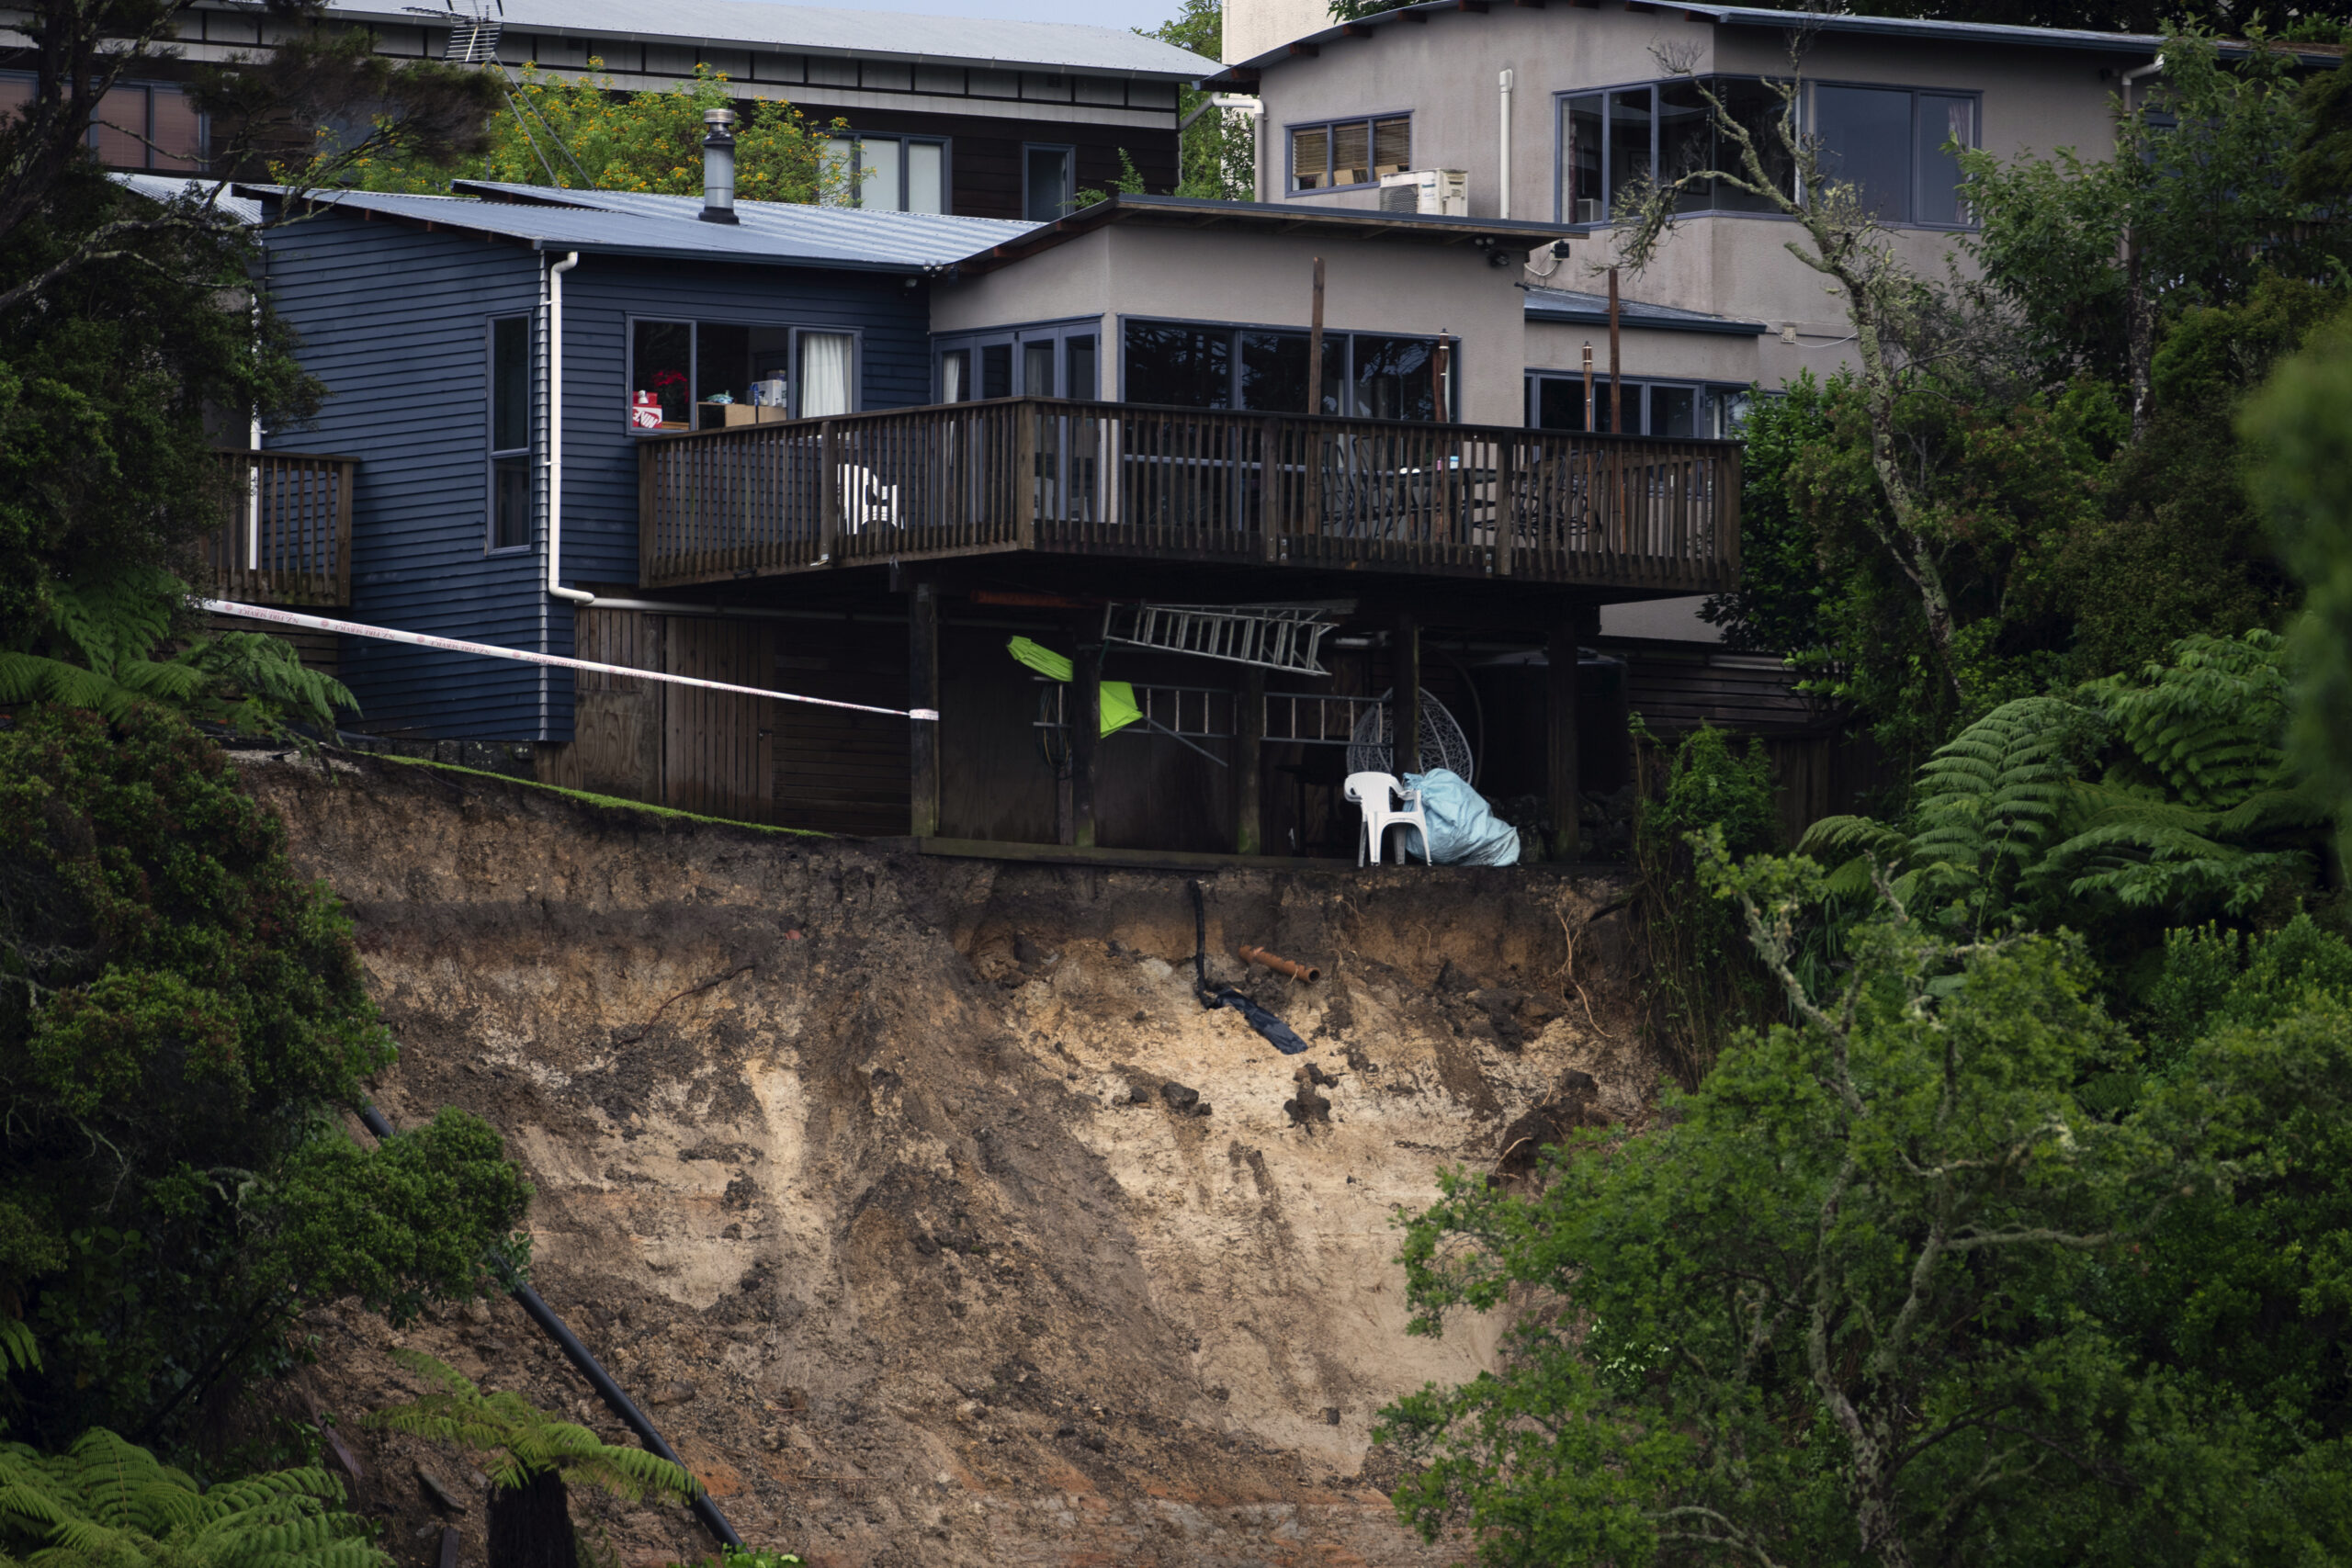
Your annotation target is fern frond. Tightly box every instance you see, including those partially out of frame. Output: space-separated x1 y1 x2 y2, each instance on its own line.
1797 816 1910 863
2089 630 2291 809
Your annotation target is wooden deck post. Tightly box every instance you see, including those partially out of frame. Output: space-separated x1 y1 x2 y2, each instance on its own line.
1072 636 1102 850
1392 612 1420 779
1235 667 1265 854
909 581 941 839
1546 605 1598 861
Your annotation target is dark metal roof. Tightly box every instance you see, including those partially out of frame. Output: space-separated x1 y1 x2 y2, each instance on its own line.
315 0 1216 79
240 184 1035 270
951 190 1575 275
1522 285 1767 336
1217 0 2339 81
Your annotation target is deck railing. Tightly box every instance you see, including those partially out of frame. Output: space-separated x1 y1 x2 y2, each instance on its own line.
639 398 1738 592
204 450 356 606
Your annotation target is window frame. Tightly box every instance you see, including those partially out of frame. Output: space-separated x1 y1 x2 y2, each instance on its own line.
932 317 1102 401
1551 74 1980 231
822 131 953 213
1804 79 1982 230
5 73 208 170
625 313 864 432
1116 312 1457 422
1284 110 1413 196
1021 141 1078 221
1522 369 1752 438
486 313 534 555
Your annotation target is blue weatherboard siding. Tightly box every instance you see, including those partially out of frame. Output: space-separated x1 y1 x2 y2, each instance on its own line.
259 206 933 741
557 257 932 588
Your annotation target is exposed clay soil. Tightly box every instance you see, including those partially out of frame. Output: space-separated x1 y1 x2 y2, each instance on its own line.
236 755 1662 1568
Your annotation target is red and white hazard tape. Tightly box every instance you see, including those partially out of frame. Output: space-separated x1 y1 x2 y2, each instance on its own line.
204 601 939 722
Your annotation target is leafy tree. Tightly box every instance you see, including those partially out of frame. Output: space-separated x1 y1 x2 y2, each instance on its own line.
1147 0 1257 200
1073 148 1150 210
1629 721 1781 1084
1701 372 1836 657
368 1351 700 1568
345 62 847 204
0 1425 383 1567
2241 300 2352 867
0 705 532 1450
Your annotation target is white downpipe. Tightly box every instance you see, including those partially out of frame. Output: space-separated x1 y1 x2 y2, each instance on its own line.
548 251 592 604
1498 69 1514 220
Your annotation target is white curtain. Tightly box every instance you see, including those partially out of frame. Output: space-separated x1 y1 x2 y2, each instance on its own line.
798 333 854 417
941 350 967 403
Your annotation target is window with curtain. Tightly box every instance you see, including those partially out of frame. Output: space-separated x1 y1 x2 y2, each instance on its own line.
628 318 842 429
488 315 531 551
43 75 204 170
824 134 949 212
797 333 855 417
1123 320 1449 419
940 348 970 402
1289 114 1410 193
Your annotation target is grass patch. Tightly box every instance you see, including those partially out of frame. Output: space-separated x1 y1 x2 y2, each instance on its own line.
365 752 829 837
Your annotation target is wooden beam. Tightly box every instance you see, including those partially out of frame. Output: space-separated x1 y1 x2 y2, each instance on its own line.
1392 611 1420 784
908 581 940 837
1342 21 1377 34
1235 668 1265 854
1289 39 1320 55
1455 1 1491 12
1545 608 1598 860
1072 637 1102 850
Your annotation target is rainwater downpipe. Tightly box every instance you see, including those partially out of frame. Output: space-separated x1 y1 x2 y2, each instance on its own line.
548 251 593 607
2120 54 2164 114
1498 69 1514 220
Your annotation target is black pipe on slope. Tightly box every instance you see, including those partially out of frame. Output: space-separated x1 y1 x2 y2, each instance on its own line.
356 1103 744 1551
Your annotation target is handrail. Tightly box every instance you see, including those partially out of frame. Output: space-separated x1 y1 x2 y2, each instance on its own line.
638 398 1737 593
206 449 357 607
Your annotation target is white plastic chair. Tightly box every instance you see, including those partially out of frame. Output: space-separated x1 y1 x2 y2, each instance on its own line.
1344 771 1430 866
839 463 900 534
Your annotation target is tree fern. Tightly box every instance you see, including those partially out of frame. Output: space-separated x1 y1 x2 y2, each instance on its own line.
0 1427 380 1568
2086 631 2290 809
367 1351 697 1505
0 569 354 742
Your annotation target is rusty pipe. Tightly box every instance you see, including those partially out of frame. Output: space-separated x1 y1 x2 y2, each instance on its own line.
1239 944 1320 983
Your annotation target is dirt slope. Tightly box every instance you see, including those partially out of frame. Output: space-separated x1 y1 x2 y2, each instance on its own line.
241 757 1660 1568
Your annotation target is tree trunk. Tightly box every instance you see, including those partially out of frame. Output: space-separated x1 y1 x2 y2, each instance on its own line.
2125 230 2154 442
488 1471 578 1568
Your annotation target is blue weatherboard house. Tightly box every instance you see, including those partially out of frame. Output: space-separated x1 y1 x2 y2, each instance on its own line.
199 143 1747 857
243 176 1031 743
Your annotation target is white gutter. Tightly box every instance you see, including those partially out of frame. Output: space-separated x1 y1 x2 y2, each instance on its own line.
548 251 593 604
2121 54 2164 114
1498 69 1514 220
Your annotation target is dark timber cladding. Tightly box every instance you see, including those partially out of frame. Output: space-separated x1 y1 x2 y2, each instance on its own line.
255 200 932 742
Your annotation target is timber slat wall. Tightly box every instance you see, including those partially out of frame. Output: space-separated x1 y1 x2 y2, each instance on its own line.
640 399 1739 593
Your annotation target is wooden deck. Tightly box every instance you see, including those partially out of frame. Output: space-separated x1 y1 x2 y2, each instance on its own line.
639 398 1739 594
205 450 356 606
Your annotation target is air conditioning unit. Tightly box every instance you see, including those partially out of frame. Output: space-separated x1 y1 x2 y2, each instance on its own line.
1379 170 1468 217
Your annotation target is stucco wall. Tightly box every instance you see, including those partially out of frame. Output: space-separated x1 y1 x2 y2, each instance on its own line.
1253 5 2156 386
934 224 1532 426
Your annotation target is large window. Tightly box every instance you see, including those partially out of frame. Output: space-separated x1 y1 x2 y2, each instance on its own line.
1526 370 1747 437
628 318 854 429
1023 144 1075 221
822 134 948 213
934 320 1101 400
489 315 532 551
1289 114 1410 193
1122 320 1453 421
0 73 203 169
1558 77 1796 225
1813 85 1977 226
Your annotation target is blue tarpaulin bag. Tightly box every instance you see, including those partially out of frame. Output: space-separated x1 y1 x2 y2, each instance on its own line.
1401 769 1522 866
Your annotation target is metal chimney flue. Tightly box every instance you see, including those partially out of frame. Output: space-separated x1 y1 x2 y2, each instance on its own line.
701 107 739 224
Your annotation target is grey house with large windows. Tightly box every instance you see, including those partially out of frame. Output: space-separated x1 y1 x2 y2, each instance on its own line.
1214 0 2182 425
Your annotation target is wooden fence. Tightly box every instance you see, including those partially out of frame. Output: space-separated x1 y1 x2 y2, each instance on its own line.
203 450 356 605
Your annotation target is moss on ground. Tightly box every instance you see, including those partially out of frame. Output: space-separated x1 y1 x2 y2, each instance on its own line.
368 752 828 837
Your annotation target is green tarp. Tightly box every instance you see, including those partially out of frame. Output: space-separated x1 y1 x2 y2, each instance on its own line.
1007 637 1143 738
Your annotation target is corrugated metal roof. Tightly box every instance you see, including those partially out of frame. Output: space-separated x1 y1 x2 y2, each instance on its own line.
323 0 1215 78
1523 286 1766 336
1223 0 2263 75
113 173 266 226
244 184 1036 268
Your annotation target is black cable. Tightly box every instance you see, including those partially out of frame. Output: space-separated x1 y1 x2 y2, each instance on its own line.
356 1104 743 1550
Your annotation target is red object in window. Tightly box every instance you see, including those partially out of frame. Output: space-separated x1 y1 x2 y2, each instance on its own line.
631 390 663 431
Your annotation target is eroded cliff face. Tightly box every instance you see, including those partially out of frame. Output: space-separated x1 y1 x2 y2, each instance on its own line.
242 757 1658 1568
